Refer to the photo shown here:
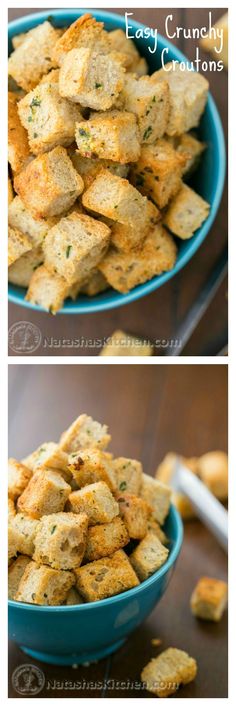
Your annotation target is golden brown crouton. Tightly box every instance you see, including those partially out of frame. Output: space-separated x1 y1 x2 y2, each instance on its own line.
130 531 169 580
80 270 109 297
108 29 140 72
190 576 228 621
64 587 84 605
25 265 70 314
8 21 60 92
112 457 143 495
8 92 31 174
76 111 140 163
141 647 197 697
85 516 129 561
69 151 129 190
8 458 32 500
140 473 171 525
15 561 75 605
8 247 43 288
100 329 153 356
8 555 31 599
197 451 228 500
68 448 116 491
59 413 111 453
146 516 169 545
9 196 57 248
82 170 149 230
8 226 32 267
122 74 169 143
53 14 111 66
33 512 88 570
17 469 71 518
22 441 68 473
67 481 119 525
153 62 209 136
74 549 139 601
116 493 149 539
130 138 185 208
9 514 39 556
164 183 210 239
109 199 160 252
172 133 205 176
59 48 125 111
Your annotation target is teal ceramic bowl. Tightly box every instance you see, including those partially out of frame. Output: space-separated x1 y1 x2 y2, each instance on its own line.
8 504 183 665
8 10 226 314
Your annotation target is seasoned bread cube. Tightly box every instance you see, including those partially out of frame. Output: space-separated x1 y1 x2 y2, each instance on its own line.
141 647 197 697
8 196 56 248
8 92 31 174
164 184 210 239
130 532 169 580
26 264 70 314
70 151 129 190
116 493 149 539
80 270 108 296
110 200 160 252
8 246 44 288
68 449 116 491
8 226 32 267
112 457 143 495
122 75 169 143
18 83 84 155
22 441 68 473
8 21 60 92
8 177 14 204
8 458 32 500
197 451 228 500
190 576 228 621
99 225 177 294
130 138 185 208
64 587 84 605
76 111 140 163
82 170 149 230
140 473 171 525
8 498 16 519
59 48 124 111
59 413 111 453
17 469 71 518
67 481 119 525
14 146 84 219
9 513 39 556
100 329 153 356
173 133 205 176
74 549 139 601
33 512 88 570
8 555 31 599
108 29 140 72
15 561 75 605
85 516 129 561
154 63 209 136
146 516 169 545
43 211 110 286
53 14 111 66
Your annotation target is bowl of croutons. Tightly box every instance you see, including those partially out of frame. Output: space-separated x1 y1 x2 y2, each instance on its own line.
8 413 183 665
8 10 225 314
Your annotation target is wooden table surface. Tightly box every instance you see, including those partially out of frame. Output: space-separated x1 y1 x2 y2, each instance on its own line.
8 8 228 357
8 364 228 697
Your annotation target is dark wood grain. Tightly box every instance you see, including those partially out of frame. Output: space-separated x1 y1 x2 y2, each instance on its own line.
8 8 228 357
8 363 228 697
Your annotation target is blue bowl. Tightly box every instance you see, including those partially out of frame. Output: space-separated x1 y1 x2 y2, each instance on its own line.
8 10 226 315
8 504 183 665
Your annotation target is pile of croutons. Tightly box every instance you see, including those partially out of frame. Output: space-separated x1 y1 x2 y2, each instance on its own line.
8 14 210 313
8 413 172 605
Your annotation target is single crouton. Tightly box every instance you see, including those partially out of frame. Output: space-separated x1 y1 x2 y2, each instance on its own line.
80 270 108 296
8 498 16 519
69 150 129 189
141 647 197 697
8 245 44 288
59 413 111 453
130 138 185 208
130 531 169 580
68 448 116 491
67 481 119 525
153 62 209 135
122 74 169 143
53 14 111 66
197 451 228 500
172 133 205 176
17 469 71 518
8 555 31 599
64 587 84 605
22 441 68 473
8 196 57 248
8 92 31 174
8 21 60 92
74 548 139 601
112 457 143 495
33 512 88 570
25 264 70 313
8 458 32 500
82 170 149 231
9 514 39 556
108 29 140 72
15 561 75 605
76 111 140 163
100 329 153 356
85 516 129 561
59 48 124 111
116 493 149 539
140 473 171 525
146 516 169 545
109 199 160 252
8 226 32 267
190 576 228 621
164 183 210 239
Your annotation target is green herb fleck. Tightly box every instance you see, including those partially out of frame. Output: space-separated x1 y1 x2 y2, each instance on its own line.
94 82 103 89
28 116 33 122
143 126 153 141
152 95 156 103
79 128 90 137
51 525 57 534
31 593 36 600
33 132 38 138
66 245 72 258
30 97 41 108
119 481 127 491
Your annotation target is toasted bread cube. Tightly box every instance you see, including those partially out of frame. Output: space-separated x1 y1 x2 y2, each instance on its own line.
59 413 111 454
130 532 169 580
197 451 228 500
122 75 169 143
8 458 32 500
108 29 140 72
22 442 68 473
75 549 139 601
8 246 44 288
83 170 149 230
8 196 57 248
8 555 31 599
33 512 88 570
141 474 171 525
8 498 16 519
8 226 32 267
64 587 84 605
146 516 169 545
70 151 129 190
85 516 129 561
26 265 70 314
17 469 71 519
18 83 84 155
76 111 140 163
164 183 210 239
112 457 143 495
15 561 75 605
141 647 197 697
59 48 124 111
68 449 116 491
110 199 160 252
53 14 111 66
130 138 185 208
100 329 153 356
14 146 84 219
99 225 177 294
174 133 205 176
8 177 14 204
154 63 209 136
43 211 110 286
8 21 60 92
67 481 119 525
80 270 108 297
8 92 31 175
9 514 39 556
116 493 149 539
191 576 228 621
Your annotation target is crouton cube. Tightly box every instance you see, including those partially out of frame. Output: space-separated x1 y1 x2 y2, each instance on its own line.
64 587 84 605
15 561 75 605
146 516 169 545
53 14 111 66
8 196 57 248
8 458 32 500
8 556 31 599
8 246 44 288
140 473 171 525
25 265 70 314
17 469 71 518
100 329 153 356
8 21 60 92
33 512 88 570
130 532 169 580
74 549 139 601
164 183 210 239
110 199 160 253
155 453 200 520
122 75 169 143
14 146 84 219
9 514 39 556
76 111 140 163
67 481 119 525
141 647 197 697
43 211 110 286
173 133 205 176
154 63 209 135
116 493 149 539
112 457 143 495
85 516 129 561
99 225 177 294
197 451 228 500
8 177 14 204
59 48 124 111
59 413 111 453
82 170 149 231
8 498 16 519
8 92 31 175
8 226 32 267
190 576 228 621
130 138 185 208
108 29 140 72
80 270 108 297
68 449 116 490
22 441 68 473
69 151 129 190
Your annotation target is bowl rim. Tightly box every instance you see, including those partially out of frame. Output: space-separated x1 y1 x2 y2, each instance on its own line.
8 9 226 315
8 503 183 612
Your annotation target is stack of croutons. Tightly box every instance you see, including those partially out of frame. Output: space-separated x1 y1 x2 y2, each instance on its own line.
8 14 210 313
8 413 172 605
